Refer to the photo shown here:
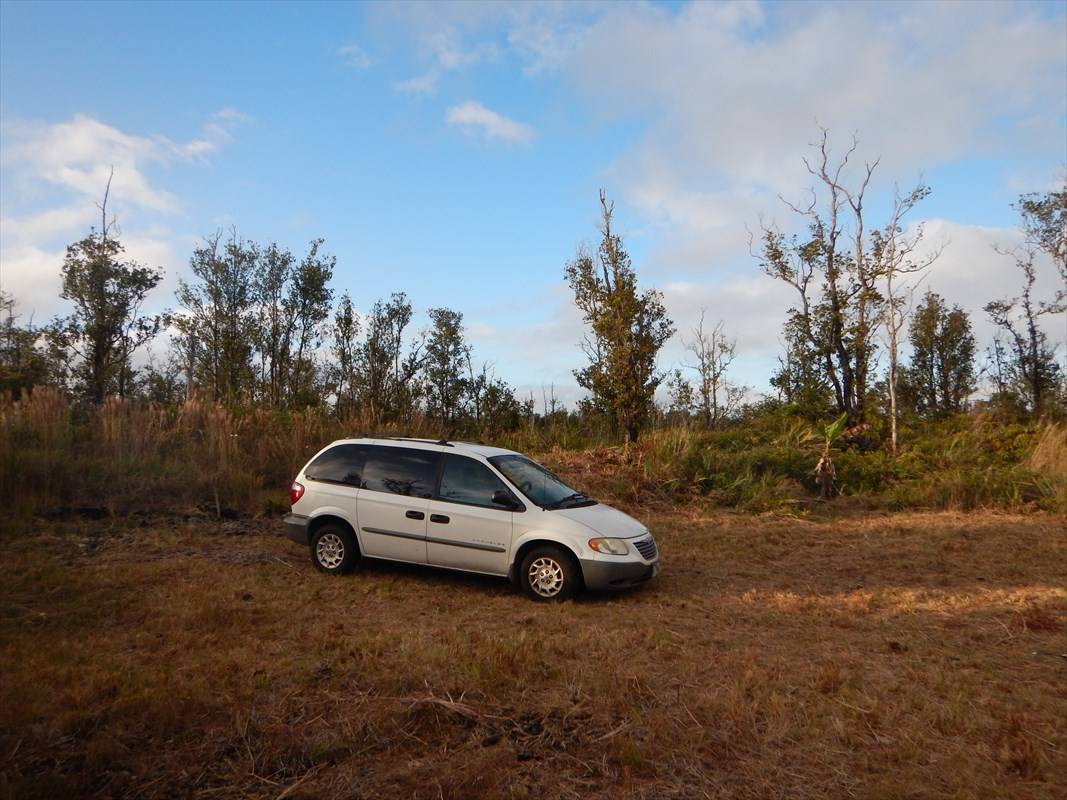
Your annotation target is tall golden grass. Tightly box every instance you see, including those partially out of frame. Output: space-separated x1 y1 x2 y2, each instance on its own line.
2 388 1065 521
1029 423 1067 476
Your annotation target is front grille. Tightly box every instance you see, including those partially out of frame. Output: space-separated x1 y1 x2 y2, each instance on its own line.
632 535 657 561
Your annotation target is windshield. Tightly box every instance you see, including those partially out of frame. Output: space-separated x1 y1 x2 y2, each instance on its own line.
488 455 596 509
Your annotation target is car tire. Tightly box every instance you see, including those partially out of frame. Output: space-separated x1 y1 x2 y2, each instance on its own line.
519 545 579 602
310 523 359 575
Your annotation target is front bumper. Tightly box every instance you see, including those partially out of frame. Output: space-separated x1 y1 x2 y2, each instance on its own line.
579 557 659 591
283 513 309 545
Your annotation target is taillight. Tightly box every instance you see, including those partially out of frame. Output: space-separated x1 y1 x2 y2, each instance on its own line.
289 481 305 505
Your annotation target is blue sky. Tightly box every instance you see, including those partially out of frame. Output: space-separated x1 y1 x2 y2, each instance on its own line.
2 0 1065 405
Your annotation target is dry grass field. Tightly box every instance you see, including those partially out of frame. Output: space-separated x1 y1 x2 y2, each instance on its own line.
1 507 1065 799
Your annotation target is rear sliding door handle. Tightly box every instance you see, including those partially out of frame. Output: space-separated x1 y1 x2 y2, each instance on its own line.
430 514 450 524
405 510 425 520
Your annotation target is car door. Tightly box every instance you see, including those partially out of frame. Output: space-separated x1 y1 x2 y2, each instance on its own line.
425 454 519 575
356 445 439 564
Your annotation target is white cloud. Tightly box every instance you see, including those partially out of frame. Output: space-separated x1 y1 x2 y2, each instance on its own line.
393 71 441 95
0 111 244 319
573 2 1062 175
337 43 372 69
513 0 1063 389
1 110 247 214
446 101 535 144
374 5 504 95
213 107 252 123
0 205 98 248
179 109 250 161
2 233 184 321
0 243 68 318
1 115 179 212
560 2 1064 266
910 219 1064 349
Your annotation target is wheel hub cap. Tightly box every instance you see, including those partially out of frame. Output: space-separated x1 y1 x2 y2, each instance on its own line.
317 533 345 570
528 556 564 597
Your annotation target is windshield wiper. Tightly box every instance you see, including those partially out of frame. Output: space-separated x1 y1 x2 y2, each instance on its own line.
545 492 592 510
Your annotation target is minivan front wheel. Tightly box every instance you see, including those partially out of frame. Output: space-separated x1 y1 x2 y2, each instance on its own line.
310 524 359 575
519 546 579 602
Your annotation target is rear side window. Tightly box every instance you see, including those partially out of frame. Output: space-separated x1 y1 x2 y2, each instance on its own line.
438 454 514 509
305 444 365 486
361 446 440 498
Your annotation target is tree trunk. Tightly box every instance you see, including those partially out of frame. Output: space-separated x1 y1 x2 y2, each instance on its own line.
888 338 898 456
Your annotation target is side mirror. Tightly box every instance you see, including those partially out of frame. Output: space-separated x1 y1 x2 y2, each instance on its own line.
492 489 521 510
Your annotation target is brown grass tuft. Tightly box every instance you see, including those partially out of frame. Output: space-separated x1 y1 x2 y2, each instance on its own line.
1013 602 1061 632
1029 423 1067 477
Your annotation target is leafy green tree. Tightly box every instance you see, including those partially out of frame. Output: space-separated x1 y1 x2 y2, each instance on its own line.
47 191 165 402
254 242 296 407
565 191 675 444
285 240 335 406
758 131 899 422
984 193 1065 415
248 239 334 408
330 292 361 415
357 293 424 424
465 358 529 436
984 281 1061 415
479 380 531 436
140 348 185 404
1018 189 1066 291
1018 189 1066 384
0 292 55 397
175 231 259 403
424 307 469 428
770 312 834 417
904 292 976 417
665 368 695 425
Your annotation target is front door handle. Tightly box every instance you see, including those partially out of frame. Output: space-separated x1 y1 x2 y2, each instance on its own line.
405 510 425 520
430 514 450 524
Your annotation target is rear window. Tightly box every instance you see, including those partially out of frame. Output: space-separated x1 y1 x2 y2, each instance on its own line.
304 444 365 485
361 446 440 498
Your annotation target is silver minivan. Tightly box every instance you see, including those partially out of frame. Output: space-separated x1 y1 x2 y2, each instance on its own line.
284 437 659 601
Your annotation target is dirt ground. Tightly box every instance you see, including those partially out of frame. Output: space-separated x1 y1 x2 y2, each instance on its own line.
1 508 1065 799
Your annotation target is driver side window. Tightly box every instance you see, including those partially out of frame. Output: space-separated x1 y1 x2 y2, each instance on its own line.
438 454 513 509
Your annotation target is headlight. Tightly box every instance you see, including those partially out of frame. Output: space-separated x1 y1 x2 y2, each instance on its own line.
588 537 629 555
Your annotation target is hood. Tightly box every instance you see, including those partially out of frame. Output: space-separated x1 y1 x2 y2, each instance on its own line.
554 503 648 538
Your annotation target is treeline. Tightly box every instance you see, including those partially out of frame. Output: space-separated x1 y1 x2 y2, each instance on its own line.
1 135 1065 450
1 197 530 436
752 132 1066 456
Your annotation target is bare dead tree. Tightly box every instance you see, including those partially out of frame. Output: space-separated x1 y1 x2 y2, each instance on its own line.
683 310 739 428
874 181 944 455
757 129 882 421
96 166 116 242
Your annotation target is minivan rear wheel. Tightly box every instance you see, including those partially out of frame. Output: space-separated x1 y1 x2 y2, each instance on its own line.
519 546 579 602
310 524 359 575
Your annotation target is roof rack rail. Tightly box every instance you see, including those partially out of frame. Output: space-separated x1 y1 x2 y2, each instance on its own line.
348 433 456 447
